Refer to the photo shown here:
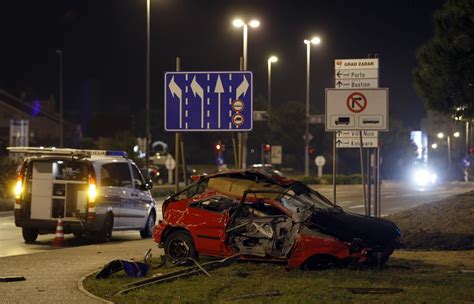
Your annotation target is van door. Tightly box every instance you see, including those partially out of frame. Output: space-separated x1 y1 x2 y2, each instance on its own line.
113 162 141 228
130 164 151 227
31 162 53 220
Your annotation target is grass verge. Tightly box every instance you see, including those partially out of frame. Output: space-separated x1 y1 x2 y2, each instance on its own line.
83 250 474 303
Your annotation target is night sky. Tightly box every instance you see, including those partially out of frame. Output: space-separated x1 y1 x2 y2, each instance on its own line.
1 0 445 136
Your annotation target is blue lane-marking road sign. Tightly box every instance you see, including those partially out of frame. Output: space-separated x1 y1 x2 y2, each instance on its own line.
164 71 253 132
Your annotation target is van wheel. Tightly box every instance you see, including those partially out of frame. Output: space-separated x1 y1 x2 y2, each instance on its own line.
22 228 38 243
140 211 155 239
164 230 197 263
96 215 113 243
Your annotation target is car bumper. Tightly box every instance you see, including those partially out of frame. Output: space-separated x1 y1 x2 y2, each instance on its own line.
15 212 105 234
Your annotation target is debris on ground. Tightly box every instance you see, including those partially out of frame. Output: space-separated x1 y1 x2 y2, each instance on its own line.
117 255 240 295
95 249 153 279
225 290 282 300
346 287 404 294
0 276 26 282
386 190 474 250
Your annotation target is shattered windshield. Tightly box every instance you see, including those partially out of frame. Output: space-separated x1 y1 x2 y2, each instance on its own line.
280 183 340 213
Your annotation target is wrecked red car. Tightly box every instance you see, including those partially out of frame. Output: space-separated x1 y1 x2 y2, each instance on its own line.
153 170 400 269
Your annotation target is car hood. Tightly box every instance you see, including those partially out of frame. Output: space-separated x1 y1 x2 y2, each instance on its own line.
307 210 401 248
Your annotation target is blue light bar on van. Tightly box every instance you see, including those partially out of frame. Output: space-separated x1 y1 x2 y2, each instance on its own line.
106 150 128 157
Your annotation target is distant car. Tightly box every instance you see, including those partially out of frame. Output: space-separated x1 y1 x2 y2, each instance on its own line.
9 147 156 243
249 164 284 177
154 169 400 270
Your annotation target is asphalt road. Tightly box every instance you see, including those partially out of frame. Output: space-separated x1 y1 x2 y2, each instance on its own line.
0 181 472 259
313 180 474 216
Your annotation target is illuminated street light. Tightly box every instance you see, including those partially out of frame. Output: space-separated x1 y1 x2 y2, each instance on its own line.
248 19 260 28
232 17 260 169
454 131 460 138
303 36 321 176
232 18 244 27
267 55 278 143
431 143 438 149
437 132 444 139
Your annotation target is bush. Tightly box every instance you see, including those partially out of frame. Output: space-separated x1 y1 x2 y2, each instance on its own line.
294 174 363 185
0 157 18 199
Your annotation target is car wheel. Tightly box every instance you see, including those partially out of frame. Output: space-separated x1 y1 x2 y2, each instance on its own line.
22 227 38 243
164 230 197 263
140 211 155 239
96 214 113 243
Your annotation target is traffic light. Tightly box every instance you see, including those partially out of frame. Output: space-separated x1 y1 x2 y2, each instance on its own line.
308 147 315 155
264 144 271 152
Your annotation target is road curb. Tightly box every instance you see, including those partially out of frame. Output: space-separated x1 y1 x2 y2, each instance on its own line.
78 270 115 304
0 210 13 217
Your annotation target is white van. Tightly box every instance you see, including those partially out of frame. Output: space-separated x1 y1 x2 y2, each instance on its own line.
8 147 156 243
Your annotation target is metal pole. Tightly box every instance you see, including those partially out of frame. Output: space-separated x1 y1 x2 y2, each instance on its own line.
304 42 310 176
377 146 381 217
367 148 372 216
241 25 248 169
180 137 188 186
359 131 367 215
332 132 337 204
448 135 451 173
466 121 470 156
267 59 272 128
174 57 181 193
374 148 378 217
56 50 63 147
232 134 238 169
145 0 151 176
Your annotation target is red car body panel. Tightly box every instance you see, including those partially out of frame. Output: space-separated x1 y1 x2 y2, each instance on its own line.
154 192 366 269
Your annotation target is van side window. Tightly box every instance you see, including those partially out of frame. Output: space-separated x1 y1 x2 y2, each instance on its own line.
115 163 133 188
101 164 118 186
131 165 145 189
101 163 133 188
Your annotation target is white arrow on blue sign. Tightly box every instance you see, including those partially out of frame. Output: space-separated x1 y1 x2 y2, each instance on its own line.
164 71 253 132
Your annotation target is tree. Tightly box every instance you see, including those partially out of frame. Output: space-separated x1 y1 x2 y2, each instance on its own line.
413 0 474 119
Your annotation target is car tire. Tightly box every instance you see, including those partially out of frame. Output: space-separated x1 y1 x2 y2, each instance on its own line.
164 230 197 263
95 214 113 243
22 227 38 243
140 211 155 239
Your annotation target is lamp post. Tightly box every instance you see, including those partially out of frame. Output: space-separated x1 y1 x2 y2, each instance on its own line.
145 0 151 176
232 18 260 168
56 49 63 147
267 55 278 124
438 131 460 173
303 37 321 176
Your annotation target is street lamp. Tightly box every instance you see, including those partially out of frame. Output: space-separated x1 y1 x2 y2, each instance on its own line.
267 55 278 121
145 0 151 176
431 143 438 149
56 49 63 147
303 36 321 176
232 18 260 169
437 131 460 173
232 18 260 70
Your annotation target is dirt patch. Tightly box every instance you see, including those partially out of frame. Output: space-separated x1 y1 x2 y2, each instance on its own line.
386 190 474 250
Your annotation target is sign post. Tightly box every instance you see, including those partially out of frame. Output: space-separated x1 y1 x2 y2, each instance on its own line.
315 155 326 177
328 58 387 217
